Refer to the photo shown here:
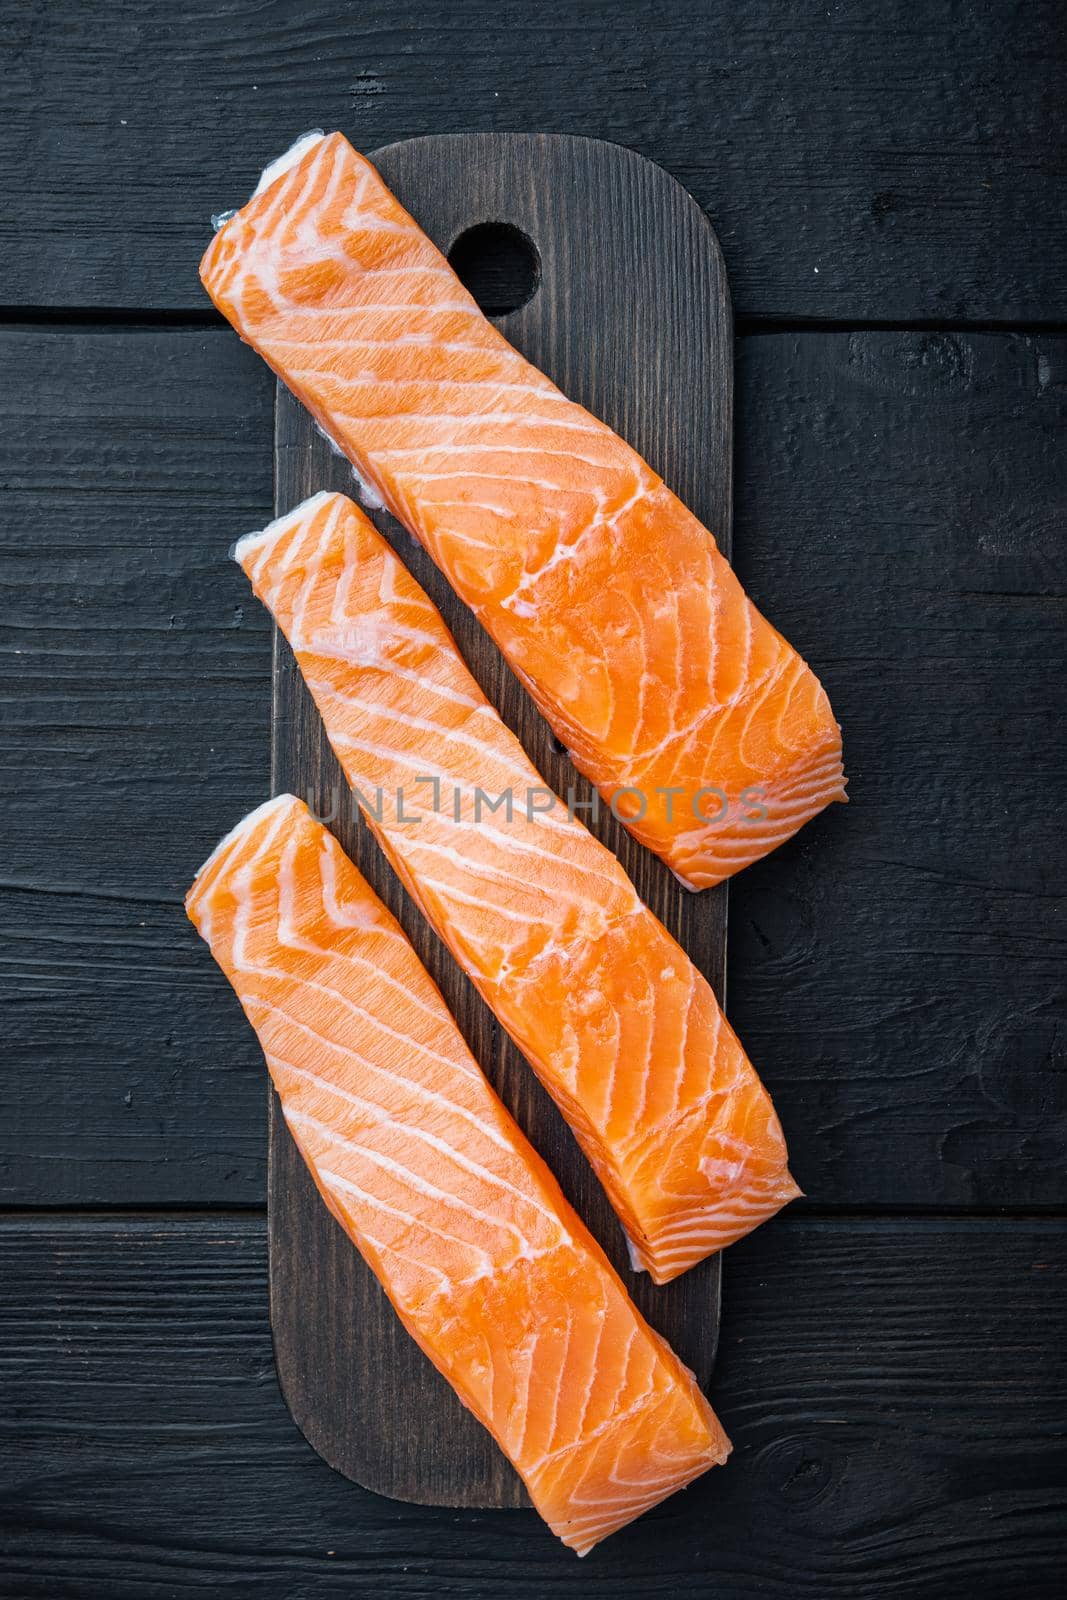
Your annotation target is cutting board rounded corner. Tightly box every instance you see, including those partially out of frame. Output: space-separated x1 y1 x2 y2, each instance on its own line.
370 130 732 288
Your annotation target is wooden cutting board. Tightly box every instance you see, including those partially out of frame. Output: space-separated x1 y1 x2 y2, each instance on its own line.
269 132 732 1508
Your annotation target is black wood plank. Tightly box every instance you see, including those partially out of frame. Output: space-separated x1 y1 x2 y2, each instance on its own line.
4 327 1063 1210
3 0 1064 322
728 330 1067 1208
1 1215 1063 1598
0 326 275 1204
269 132 731 1507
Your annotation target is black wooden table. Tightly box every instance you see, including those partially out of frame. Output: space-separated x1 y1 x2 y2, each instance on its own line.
2 4 1065 1595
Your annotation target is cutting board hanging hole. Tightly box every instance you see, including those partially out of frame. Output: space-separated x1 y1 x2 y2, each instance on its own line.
447 222 541 316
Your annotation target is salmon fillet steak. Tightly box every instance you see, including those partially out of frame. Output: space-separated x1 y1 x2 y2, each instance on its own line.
200 131 845 889
186 793 730 1553
234 491 800 1281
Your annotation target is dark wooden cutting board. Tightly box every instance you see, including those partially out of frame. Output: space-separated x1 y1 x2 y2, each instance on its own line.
269 132 732 1508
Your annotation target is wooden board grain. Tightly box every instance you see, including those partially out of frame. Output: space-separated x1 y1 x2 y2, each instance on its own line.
269 132 732 1506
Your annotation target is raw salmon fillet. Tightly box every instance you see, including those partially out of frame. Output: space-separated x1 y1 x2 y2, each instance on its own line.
201 130 846 890
234 491 800 1281
186 793 730 1553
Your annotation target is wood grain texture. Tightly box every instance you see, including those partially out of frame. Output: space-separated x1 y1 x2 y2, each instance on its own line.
1 1215 1064 1598
3 327 1063 1210
0 325 275 1205
727 330 1067 1208
2 14 1064 1594
3 0 1065 321
269 132 732 1507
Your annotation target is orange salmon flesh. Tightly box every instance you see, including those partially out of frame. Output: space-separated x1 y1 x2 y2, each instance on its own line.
186 794 731 1553
200 131 846 889
233 492 801 1281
